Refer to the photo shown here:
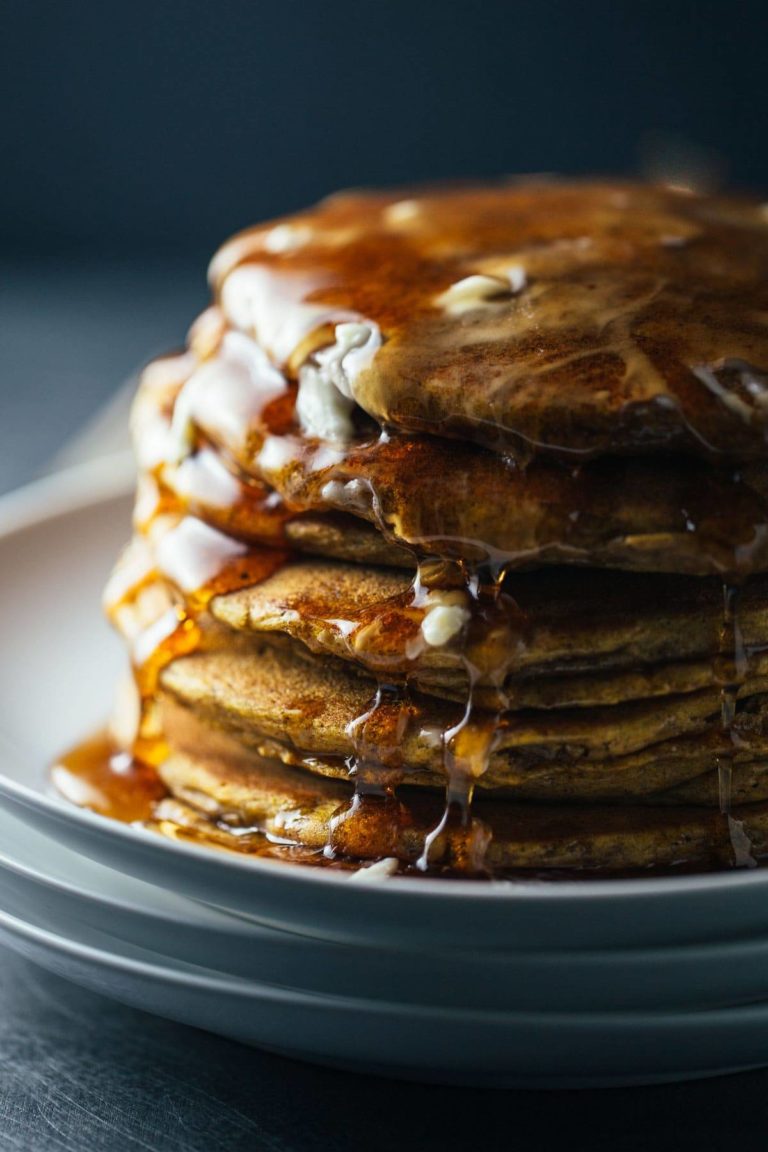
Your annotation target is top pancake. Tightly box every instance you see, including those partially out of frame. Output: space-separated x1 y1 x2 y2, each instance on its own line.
210 180 768 460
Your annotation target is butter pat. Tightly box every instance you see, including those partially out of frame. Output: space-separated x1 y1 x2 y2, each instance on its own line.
384 199 421 226
436 270 528 316
348 857 400 882
420 592 470 647
436 266 527 315
436 274 509 314
262 223 313 253
506 263 527 293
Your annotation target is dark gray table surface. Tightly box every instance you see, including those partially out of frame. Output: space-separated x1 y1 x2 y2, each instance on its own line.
3 263 768 1149
2 948 768 1152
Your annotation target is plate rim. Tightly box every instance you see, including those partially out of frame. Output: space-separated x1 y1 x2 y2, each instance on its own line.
0 806 257 932
8 898 768 1029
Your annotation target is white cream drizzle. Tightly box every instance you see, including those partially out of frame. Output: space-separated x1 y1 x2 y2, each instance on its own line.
155 517 247 594
214 266 384 444
173 450 242 510
296 322 382 441
220 265 358 367
168 331 287 463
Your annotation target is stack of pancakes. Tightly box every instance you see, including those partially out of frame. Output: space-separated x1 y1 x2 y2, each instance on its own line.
104 180 768 876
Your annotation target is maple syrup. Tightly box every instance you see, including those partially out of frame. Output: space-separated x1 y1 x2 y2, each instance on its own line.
52 732 166 823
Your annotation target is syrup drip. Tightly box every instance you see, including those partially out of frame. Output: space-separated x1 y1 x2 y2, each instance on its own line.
416 703 496 875
418 565 505 874
52 731 167 823
325 683 412 860
105 453 291 769
714 583 757 867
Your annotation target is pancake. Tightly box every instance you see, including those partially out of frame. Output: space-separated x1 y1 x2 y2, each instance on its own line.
244 627 761 712
255 438 768 577
107 555 768 716
284 513 410 567
138 449 409 568
147 373 768 575
157 644 768 800
156 746 768 874
210 181 768 460
210 559 768 705
157 688 768 806
655 764 768 807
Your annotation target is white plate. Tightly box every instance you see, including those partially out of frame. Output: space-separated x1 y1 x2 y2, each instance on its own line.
3 459 768 955
7 803 768 1015
5 894 768 1088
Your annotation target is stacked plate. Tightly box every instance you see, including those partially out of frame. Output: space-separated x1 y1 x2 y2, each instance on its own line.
5 460 768 1087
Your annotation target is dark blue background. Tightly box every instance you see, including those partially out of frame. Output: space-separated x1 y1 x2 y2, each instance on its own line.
2 0 766 492
3 0 765 491
1 0 765 259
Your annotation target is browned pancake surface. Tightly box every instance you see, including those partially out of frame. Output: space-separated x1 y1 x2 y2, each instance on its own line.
210 560 768 704
158 645 768 800
157 743 768 874
212 180 768 459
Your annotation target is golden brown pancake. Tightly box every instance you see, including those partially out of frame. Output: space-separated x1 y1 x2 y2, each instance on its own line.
156 744 768 874
210 559 768 705
284 513 410 567
656 765 768 807
242 625 756 713
151 388 768 575
210 181 768 460
106 555 768 719
157 644 768 800
109 541 768 712
255 439 768 577
156 690 768 808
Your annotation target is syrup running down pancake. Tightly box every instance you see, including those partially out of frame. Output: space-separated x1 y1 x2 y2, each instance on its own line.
54 178 768 877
